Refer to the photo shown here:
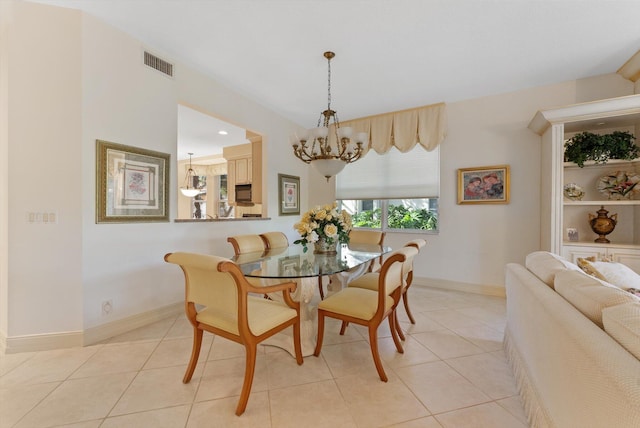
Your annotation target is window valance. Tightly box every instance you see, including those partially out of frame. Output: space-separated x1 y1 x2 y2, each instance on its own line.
339 102 447 154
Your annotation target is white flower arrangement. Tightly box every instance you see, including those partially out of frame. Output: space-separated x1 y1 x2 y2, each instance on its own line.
293 202 352 252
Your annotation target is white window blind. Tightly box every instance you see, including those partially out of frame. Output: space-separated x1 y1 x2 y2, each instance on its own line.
336 145 439 199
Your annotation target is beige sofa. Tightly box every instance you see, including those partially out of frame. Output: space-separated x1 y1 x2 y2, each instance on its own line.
504 251 640 428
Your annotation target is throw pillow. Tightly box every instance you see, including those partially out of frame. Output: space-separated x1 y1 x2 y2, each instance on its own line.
554 270 640 328
577 258 640 291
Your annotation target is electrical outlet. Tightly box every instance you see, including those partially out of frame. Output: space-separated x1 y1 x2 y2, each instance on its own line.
101 300 113 316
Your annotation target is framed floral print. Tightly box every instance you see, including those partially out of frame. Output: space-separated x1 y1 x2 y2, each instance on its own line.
278 173 300 215
96 140 170 223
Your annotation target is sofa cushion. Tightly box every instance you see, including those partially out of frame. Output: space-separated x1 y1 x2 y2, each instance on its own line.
554 270 640 328
577 258 640 291
602 302 640 360
525 251 580 289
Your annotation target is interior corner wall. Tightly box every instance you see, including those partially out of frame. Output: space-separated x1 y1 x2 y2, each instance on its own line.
4 0 83 340
0 1 11 341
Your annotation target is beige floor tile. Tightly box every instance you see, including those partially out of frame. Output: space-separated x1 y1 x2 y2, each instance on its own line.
187 393 271 427
0 352 36 377
496 395 529 425
387 416 444 428
435 402 527 428
0 347 100 388
411 330 484 359
0 381 59 427
55 421 103 428
336 373 430 427
164 316 196 340
206 335 265 360
14 372 135 428
105 316 177 344
449 324 505 352
2 286 526 427
368 336 438 373
269 380 357 428
110 365 200 416
101 404 191 428
266 349 332 389
445 352 518 399
422 309 488 331
144 336 212 370
395 360 491 414
195 355 268 402
317 340 389 380
70 341 158 379
397 311 445 333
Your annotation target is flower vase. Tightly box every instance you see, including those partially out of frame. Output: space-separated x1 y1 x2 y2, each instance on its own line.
314 237 337 254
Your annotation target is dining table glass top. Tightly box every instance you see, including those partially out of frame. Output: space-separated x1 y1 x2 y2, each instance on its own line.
231 243 392 279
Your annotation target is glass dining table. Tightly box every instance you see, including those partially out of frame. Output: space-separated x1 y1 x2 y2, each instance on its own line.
232 243 392 356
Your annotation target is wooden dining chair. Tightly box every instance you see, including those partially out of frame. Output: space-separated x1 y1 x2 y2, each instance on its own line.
400 239 427 327
227 234 266 256
314 246 418 382
164 252 303 416
345 239 426 340
349 230 386 272
259 231 289 250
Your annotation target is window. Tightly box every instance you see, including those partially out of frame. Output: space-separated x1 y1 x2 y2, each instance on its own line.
339 199 438 232
337 145 439 233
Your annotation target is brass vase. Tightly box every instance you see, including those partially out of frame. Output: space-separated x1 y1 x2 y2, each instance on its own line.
588 205 617 243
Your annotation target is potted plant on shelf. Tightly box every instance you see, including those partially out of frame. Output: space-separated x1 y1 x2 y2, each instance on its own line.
564 130 639 167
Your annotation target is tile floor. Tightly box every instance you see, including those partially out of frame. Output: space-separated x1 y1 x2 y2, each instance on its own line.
0 286 528 428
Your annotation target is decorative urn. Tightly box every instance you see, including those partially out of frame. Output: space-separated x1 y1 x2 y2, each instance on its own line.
588 205 617 243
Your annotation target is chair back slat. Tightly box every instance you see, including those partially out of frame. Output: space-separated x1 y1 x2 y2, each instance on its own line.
260 232 289 249
349 230 385 245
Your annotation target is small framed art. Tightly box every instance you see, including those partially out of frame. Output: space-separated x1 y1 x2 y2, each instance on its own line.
457 165 510 204
278 173 300 215
96 140 170 223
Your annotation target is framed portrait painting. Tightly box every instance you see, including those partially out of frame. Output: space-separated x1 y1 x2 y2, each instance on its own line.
96 140 170 223
278 174 300 215
457 165 510 204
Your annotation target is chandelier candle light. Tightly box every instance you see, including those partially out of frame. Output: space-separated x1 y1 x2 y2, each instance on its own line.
180 153 200 197
291 51 367 181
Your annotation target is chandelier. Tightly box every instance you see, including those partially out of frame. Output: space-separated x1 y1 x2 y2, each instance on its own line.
180 153 200 197
291 51 367 181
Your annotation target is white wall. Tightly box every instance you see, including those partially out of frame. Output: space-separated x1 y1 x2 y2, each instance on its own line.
2 0 637 349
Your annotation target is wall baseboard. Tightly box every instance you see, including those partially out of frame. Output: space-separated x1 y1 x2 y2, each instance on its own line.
83 302 183 346
413 276 506 297
0 302 183 354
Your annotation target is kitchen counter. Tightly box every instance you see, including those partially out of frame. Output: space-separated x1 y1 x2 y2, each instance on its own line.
174 217 270 223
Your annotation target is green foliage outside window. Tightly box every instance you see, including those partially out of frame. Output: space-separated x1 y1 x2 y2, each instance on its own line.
352 204 437 230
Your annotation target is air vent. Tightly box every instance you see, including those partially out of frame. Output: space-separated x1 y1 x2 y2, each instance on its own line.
143 51 174 77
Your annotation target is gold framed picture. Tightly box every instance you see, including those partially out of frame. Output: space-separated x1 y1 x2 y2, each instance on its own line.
278 173 300 215
96 140 170 223
457 165 510 204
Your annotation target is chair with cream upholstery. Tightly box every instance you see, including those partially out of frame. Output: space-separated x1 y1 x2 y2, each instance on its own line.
227 234 266 256
348 230 386 272
164 252 303 416
318 230 387 299
259 231 289 250
313 246 418 381
344 239 425 340
399 239 427 328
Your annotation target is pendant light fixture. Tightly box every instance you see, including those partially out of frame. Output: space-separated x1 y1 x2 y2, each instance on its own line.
180 153 200 197
291 51 367 181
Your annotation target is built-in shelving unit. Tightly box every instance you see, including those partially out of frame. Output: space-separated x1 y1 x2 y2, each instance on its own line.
529 94 640 272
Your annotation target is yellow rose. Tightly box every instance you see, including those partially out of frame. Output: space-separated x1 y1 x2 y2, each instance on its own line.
324 223 338 238
315 209 327 221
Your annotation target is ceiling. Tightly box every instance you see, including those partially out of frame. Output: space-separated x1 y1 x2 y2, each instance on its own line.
30 0 640 153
